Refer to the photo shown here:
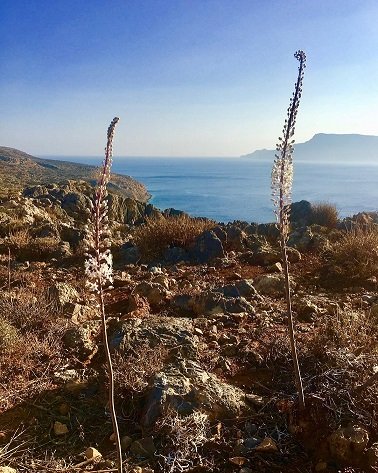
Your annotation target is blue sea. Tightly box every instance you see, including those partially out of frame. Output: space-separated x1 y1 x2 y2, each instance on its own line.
45 156 378 223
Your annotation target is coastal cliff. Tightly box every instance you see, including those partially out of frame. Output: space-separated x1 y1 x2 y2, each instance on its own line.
0 147 150 202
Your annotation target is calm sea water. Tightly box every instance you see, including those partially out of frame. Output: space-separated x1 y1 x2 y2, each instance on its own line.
46 156 378 223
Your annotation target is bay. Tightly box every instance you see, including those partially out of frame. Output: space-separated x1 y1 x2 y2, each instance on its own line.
45 156 378 223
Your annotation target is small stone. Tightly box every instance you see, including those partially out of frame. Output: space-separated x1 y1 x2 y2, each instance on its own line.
58 403 70 415
130 436 156 458
268 262 283 273
0 468 18 473
245 393 264 407
131 467 143 473
315 461 328 472
85 447 102 459
240 468 253 473
53 421 69 436
255 437 278 453
121 435 133 449
328 425 369 462
65 379 89 393
244 437 260 449
229 456 247 466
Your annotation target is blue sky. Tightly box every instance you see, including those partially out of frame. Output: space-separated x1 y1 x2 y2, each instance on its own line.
1 0 378 156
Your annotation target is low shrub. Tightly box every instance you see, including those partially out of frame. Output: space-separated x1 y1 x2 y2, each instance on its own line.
308 308 377 357
310 202 339 228
133 214 215 261
0 317 19 350
327 227 378 281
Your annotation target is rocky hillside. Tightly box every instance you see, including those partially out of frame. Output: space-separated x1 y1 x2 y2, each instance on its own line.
0 195 377 472
0 147 150 202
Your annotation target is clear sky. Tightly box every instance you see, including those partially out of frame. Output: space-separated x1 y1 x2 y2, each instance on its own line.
1 0 378 157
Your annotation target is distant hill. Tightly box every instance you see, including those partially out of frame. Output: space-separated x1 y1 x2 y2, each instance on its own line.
242 133 378 163
0 147 150 202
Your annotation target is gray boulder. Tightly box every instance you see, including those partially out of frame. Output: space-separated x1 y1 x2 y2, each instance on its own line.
254 274 286 296
189 230 224 263
290 200 312 227
141 359 250 426
109 317 198 359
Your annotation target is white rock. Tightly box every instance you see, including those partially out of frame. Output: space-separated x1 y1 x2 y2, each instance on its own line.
53 421 69 436
85 447 102 459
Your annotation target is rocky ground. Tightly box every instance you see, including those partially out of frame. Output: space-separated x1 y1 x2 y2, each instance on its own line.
0 185 377 473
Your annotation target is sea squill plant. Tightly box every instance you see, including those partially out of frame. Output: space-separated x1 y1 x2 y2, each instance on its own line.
271 51 306 409
84 117 123 472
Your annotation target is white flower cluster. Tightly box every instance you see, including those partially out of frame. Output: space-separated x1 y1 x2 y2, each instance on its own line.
84 117 119 294
271 155 293 208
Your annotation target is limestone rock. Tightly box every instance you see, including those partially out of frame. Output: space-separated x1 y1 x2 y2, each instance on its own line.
141 359 250 426
0 467 18 473
110 317 198 359
254 274 286 296
328 425 369 463
255 437 279 453
63 326 96 360
85 447 102 459
134 281 169 306
53 421 69 436
191 290 255 316
49 282 79 309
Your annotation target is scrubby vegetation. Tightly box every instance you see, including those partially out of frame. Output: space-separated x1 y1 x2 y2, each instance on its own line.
310 202 339 228
327 226 378 282
0 57 377 473
133 214 215 261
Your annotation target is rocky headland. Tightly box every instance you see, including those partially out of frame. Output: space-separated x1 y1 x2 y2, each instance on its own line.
0 149 377 473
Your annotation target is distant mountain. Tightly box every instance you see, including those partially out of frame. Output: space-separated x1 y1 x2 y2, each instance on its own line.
0 147 150 202
242 133 378 163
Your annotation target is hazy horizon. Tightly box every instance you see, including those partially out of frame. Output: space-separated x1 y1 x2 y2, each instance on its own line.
2 1 378 156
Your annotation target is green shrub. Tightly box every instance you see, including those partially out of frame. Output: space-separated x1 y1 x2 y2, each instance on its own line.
310 202 339 228
133 214 215 261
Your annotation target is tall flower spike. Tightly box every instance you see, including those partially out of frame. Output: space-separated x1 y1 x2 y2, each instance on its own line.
84 117 123 473
272 50 306 241
271 51 306 410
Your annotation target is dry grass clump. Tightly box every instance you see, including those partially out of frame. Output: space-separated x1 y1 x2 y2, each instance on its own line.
113 342 169 396
156 409 210 472
2 232 64 261
133 214 215 261
310 202 339 228
0 317 19 350
0 287 66 410
309 308 377 357
327 226 378 281
7 228 31 248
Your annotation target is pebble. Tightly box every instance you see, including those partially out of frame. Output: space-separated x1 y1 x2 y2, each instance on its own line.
85 447 102 459
121 435 133 449
53 421 69 436
315 461 328 471
255 437 278 453
130 436 156 458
